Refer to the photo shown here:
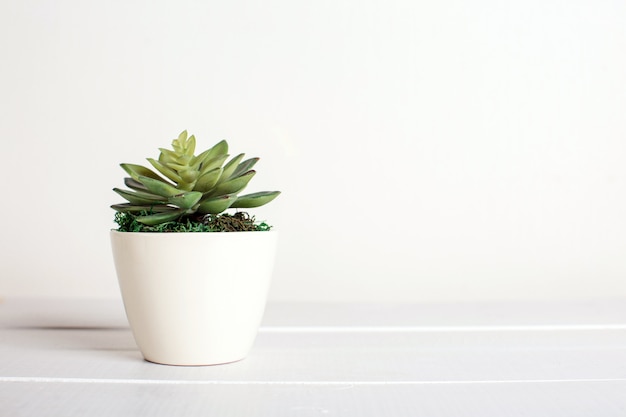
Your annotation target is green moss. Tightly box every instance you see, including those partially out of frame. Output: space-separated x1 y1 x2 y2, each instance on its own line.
114 211 272 233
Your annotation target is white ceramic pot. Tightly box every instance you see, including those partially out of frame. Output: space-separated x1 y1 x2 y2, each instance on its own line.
110 230 278 366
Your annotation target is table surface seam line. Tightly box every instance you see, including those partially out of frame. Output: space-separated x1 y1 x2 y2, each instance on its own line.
258 324 626 333
2 377 626 386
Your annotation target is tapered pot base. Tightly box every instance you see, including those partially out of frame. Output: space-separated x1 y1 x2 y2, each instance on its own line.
110 230 278 366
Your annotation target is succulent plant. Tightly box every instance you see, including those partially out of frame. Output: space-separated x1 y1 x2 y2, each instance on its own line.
112 130 280 226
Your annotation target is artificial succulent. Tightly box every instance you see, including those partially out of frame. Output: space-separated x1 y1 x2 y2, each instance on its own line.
112 130 280 226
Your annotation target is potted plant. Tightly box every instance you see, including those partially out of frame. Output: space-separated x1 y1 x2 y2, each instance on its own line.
110 130 280 366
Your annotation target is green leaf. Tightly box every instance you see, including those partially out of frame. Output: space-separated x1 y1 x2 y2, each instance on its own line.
230 191 281 208
199 154 229 175
196 194 237 214
230 157 259 179
218 153 245 183
113 188 166 205
168 191 202 210
147 158 182 183
165 161 191 171
138 176 181 197
136 209 185 225
179 169 199 184
208 170 255 196
158 148 182 164
124 177 148 192
111 203 174 213
172 130 188 153
185 135 196 156
120 164 162 182
200 140 228 165
194 167 222 192
210 139 229 154
190 148 211 169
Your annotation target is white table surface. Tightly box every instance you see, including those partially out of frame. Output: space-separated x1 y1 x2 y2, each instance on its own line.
1 298 626 416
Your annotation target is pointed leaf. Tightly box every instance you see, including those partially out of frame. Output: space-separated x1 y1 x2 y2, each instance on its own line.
210 139 229 154
208 170 255 196
113 188 166 205
138 176 181 197
158 148 182 164
124 177 148 192
218 153 245 183
160 149 192 166
193 167 222 192
172 130 188 152
168 191 202 210
120 163 162 182
136 209 185 225
203 140 229 164
147 158 182 183
179 169 199 184
199 154 229 175
111 203 175 213
190 148 212 169
231 191 281 208
196 194 237 215
230 157 259 179
111 203 144 213
185 135 196 156
165 161 191 171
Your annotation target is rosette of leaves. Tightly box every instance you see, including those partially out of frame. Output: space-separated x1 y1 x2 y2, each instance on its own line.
112 130 280 226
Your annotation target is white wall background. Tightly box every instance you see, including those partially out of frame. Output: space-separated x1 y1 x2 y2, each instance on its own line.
1 0 625 302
